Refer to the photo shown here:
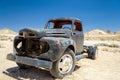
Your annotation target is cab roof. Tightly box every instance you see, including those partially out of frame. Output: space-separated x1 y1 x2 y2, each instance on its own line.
48 17 82 23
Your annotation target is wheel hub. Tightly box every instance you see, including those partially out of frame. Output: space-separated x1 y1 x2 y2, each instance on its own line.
58 54 73 74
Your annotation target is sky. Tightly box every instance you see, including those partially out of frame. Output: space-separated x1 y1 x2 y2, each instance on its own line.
0 0 120 32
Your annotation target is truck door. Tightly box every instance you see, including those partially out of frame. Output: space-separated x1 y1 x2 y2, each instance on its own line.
72 23 84 53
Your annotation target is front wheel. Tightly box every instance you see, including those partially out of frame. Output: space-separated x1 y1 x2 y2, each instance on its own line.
50 49 75 78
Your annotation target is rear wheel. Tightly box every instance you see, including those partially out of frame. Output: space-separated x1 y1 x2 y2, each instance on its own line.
88 46 98 59
50 49 75 78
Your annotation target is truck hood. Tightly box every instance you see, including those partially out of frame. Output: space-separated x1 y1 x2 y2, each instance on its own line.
19 28 71 38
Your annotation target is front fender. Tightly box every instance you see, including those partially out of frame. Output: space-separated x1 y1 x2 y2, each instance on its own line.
38 37 76 62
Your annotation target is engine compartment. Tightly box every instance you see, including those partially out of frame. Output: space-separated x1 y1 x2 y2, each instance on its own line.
14 37 49 58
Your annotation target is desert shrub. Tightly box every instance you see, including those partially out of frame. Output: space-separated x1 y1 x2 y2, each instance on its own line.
96 43 120 48
109 43 119 48
100 46 120 52
96 43 109 46
0 35 8 41
85 35 120 41
102 47 108 51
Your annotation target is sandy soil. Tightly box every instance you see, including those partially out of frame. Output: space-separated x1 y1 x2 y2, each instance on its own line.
0 40 120 80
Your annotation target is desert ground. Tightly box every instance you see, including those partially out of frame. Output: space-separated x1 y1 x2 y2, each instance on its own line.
0 40 120 80
0 28 120 80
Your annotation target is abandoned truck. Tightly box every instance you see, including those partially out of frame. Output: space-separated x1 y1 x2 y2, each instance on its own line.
7 17 97 78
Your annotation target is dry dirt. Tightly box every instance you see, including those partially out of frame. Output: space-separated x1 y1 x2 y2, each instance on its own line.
0 40 120 80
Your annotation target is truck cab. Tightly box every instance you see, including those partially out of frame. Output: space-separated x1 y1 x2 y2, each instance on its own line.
45 18 84 53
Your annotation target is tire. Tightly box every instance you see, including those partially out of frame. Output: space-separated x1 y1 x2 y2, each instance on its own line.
16 63 30 69
88 46 98 60
92 46 98 59
50 49 75 78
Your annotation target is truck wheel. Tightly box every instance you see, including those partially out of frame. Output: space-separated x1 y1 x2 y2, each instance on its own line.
16 63 30 69
88 46 98 60
50 49 75 78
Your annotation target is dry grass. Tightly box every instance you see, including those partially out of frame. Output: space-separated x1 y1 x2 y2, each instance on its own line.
0 35 15 41
96 43 120 48
85 35 120 41
84 40 120 53
0 43 1 48
98 46 120 53
101 47 108 51
0 41 5 48
0 35 8 41
109 43 119 48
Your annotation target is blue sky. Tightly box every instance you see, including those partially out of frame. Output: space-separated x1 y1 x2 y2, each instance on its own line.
0 0 120 32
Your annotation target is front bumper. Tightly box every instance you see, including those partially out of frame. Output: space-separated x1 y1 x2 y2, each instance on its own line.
7 53 53 69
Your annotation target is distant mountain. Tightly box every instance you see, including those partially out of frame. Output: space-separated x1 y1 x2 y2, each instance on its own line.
104 30 112 34
115 30 120 35
85 29 108 35
0 28 17 35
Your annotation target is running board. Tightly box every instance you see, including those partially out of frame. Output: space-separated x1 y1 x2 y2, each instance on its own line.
75 54 87 61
